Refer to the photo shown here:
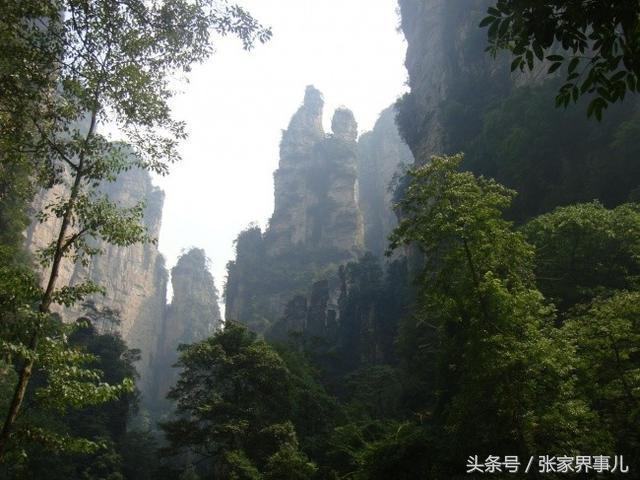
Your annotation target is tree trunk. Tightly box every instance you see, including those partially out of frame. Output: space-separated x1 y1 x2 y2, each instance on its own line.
0 107 96 459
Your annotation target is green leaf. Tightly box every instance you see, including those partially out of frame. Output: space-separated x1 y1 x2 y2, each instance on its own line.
581 73 595 93
611 70 626 82
526 49 534 70
479 16 494 28
510 57 522 72
533 43 544 61
626 74 637 92
498 18 510 37
488 19 500 38
568 57 580 74
587 98 607 121
548 62 562 74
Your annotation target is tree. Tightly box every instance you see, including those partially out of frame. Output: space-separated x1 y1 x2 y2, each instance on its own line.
1 318 146 479
65 320 141 441
523 201 640 315
566 291 640 472
0 2 58 255
388 154 604 476
161 322 316 479
482 0 640 119
0 0 270 459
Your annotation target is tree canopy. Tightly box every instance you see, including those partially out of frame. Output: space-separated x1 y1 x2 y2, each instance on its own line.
162 322 317 479
0 0 270 461
482 0 640 119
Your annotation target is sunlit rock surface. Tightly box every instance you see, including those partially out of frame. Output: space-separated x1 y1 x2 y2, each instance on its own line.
226 86 365 334
226 88 414 337
25 167 167 397
269 85 364 256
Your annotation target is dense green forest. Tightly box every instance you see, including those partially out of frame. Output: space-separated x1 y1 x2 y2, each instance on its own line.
1 0 639 479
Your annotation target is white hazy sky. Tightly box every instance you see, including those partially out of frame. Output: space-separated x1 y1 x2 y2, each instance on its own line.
153 0 409 308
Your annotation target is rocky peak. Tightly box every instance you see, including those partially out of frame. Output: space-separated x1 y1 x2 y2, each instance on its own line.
270 87 364 255
168 248 221 339
303 84 324 117
280 85 325 162
170 248 214 305
226 87 365 334
150 247 221 407
331 107 357 142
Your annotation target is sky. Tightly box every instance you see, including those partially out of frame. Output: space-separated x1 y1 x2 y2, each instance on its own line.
153 0 409 309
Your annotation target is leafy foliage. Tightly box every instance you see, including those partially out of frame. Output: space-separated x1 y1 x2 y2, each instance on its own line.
139 158 640 477
0 0 270 459
4 1 640 476
388 154 605 476
162 322 317 479
455 79 640 221
566 291 640 470
482 0 640 119
523 201 640 315
0 320 142 479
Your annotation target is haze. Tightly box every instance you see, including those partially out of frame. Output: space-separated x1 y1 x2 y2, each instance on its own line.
152 0 408 306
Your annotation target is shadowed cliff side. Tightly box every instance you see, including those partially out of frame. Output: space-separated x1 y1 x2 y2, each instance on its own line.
396 0 640 221
149 248 222 414
357 106 413 257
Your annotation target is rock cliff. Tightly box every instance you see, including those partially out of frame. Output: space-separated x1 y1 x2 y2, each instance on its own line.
226 87 415 338
25 166 167 397
150 248 221 406
396 0 640 221
357 106 413 257
396 0 512 164
226 86 365 334
268 85 364 256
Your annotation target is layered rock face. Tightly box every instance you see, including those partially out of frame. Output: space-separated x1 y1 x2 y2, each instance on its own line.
397 0 554 165
151 248 221 404
226 87 415 339
267 279 338 342
357 106 413 256
25 166 167 396
397 0 511 163
226 86 365 334
268 86 364 256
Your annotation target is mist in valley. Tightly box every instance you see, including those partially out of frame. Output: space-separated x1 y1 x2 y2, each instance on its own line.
1 1 639 478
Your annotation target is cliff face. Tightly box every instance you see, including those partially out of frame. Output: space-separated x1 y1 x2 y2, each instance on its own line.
25 166 167 397
151 248 221 404
357 107 413 257
397 0 640 221
226 88 416 338
268 86 364 256
226 86 365 334
397 0 512 164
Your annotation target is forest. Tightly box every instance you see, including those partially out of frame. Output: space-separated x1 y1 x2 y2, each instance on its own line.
1 1 639 479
